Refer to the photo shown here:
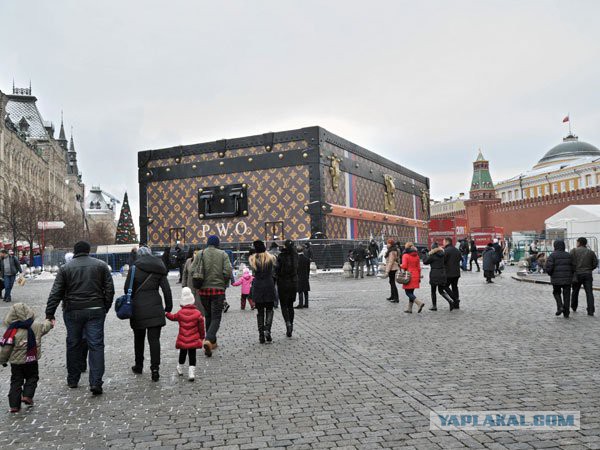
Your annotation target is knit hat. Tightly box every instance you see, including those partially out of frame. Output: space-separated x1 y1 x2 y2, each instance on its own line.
180 287 195 307
253 240 266 254
74 241 91 255
243 267 250 276
207 235 220 247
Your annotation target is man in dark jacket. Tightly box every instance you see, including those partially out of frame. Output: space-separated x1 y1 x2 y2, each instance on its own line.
46 241 115 395
352 243 367 279
459 239 469 271
175 244 186 283
545 240 574 318
0 250 22 302
443 238 462 308
570 237 598 316
367 240 380 276
469 239 480 272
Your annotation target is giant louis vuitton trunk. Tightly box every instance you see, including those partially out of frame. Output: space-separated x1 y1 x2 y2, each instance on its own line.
138 126 429 247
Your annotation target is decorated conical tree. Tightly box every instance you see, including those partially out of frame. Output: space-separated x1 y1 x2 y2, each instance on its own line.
115 192 138 244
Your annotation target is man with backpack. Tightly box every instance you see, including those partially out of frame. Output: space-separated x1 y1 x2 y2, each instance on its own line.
191 235 232 357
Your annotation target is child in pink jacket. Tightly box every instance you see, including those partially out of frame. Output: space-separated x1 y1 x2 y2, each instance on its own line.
232 268 255 310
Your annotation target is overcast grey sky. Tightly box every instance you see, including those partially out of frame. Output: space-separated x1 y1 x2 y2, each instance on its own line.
2 0 599 227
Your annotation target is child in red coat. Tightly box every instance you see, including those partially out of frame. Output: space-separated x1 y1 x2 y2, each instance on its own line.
166 287 205 381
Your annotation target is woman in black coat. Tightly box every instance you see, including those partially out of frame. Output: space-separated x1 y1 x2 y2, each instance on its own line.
545 240 574 318
482 243 497 283
249 240 277 344
296 246 311 309
275 240 298 338
125 246 173 381
423 244 455 311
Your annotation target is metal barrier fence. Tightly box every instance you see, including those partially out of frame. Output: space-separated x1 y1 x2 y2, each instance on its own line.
41 249 132 272
40 238 429 272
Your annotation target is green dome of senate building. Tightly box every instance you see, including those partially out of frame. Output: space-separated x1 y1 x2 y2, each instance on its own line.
537 135 600 166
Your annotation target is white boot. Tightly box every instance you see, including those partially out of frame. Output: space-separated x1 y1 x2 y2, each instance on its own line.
188 365 196 382
176 364 184 376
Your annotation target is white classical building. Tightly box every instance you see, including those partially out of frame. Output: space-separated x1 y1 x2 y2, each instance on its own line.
496 134 600 203
84 186 120 237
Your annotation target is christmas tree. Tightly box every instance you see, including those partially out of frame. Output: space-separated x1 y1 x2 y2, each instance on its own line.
115 192 138 244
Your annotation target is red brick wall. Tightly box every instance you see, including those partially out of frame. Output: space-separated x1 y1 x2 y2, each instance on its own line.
430 210 467 220
484 187 600 234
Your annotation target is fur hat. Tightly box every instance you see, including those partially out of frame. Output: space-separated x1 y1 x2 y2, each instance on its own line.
207 235 220 247
180 287 195 307
253 240 266 254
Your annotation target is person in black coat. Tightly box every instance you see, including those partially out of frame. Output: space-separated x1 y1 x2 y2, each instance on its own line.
249 240 277 344
469 240 480 272
423 244 456 311
352 243 367 279
367 240 380 276
459 239 469 271
443 238 462 309
492 239 503 274
296 246 311 309
125 246 173 381
545 240 574 318
482 243 498 283
275 240 298 338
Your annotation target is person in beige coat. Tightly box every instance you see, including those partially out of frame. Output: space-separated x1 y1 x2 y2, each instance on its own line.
0 303 53 412
384 239 401 302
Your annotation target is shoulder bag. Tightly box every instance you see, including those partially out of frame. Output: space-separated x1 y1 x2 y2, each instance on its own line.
114 267 155 320
192 250 205 289
396 269 412 285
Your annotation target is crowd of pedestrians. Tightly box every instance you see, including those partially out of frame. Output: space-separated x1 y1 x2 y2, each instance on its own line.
0 234 596 413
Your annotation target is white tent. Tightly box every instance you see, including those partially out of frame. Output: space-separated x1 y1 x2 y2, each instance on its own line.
545 205 600 251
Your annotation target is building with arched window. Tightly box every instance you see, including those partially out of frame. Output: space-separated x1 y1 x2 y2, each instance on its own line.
0 85 85 248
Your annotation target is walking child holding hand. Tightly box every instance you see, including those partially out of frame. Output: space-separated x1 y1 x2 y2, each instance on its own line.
166 288 205 381
0 303 53 413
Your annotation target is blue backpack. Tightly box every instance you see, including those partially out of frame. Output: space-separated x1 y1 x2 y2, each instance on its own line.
115 266 136 320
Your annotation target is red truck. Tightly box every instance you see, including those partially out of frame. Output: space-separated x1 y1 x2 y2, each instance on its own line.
428 218 469 248
471 226 504 250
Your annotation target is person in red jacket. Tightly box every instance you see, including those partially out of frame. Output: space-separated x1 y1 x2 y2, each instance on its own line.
401 242 425 313
166 287 205 381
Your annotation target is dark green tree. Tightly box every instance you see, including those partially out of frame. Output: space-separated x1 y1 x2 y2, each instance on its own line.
115 192 138 244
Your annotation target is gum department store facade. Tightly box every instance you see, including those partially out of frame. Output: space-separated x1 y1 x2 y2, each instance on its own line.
0 85 85 244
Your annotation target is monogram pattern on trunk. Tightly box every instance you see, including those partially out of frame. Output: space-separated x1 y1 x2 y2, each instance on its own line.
147 141 308 168
146 165 311 245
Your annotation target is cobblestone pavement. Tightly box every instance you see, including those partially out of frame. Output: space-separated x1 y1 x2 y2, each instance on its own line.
0 268 599 449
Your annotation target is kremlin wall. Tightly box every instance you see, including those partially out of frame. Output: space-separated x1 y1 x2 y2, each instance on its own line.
431 133 600 237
